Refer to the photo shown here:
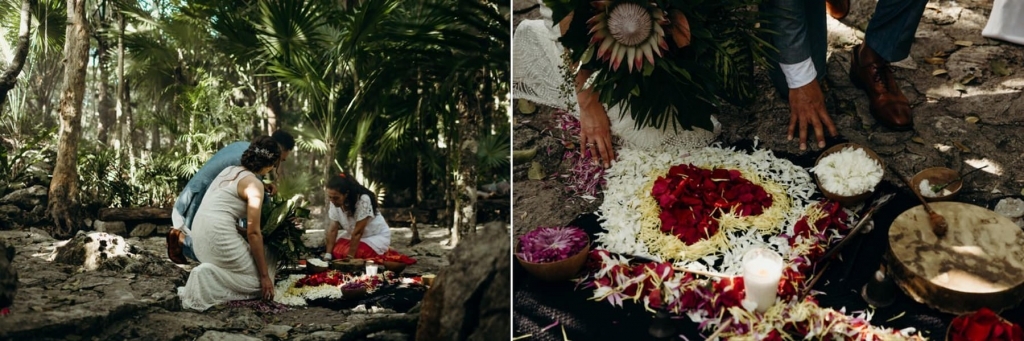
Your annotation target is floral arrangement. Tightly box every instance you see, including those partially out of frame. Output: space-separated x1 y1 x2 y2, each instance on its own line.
948 308 1023 341
517 226 589 263
596 145 818 269
576 145 925 338
652 165 773 245
274 270 401 306
811 147 883 196
544 0 771 131
556 110 606 198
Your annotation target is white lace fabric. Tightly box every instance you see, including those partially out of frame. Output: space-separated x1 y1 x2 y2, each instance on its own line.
513 6 721 153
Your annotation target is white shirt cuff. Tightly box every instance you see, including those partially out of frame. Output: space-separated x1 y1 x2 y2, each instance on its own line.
780 57 817 89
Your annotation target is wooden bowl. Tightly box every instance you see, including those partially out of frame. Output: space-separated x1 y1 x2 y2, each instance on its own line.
912 167 962 202
381 261 407 274
422 274 437 287
306 259 330 274
341 286 368 300
330 259 365 273
814 143 885 207
516 242 591 282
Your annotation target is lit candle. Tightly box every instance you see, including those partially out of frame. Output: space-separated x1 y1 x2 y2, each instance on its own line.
742 248 783 313
366 261 379 276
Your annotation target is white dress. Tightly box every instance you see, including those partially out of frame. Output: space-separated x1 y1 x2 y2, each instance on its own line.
179 166 275 311
329 194 391 255
513 6 721 153
983 0 1024 45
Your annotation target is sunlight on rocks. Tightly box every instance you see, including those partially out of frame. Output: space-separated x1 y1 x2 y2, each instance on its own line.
934 144 954 153
965 158 1004 176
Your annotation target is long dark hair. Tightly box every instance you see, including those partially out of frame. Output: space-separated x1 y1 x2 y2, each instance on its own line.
326 173 378 217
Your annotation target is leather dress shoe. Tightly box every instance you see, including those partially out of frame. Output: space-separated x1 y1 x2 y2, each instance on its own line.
166 228 188 264
849 44 913 131
826 0 850 20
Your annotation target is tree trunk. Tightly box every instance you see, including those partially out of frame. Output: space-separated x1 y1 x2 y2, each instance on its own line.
151 120 161 151
264 77 281 134
95 37 114 145
114 12 126 152
48 0 89 238
0 0 35 110
451 93 480 246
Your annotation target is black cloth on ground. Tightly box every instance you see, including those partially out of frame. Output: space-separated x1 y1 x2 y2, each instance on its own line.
513 140 1024 340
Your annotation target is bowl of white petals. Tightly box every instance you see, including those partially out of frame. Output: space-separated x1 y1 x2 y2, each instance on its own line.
811 143 885 207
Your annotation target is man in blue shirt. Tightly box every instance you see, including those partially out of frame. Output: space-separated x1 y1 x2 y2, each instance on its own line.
166 130 295 264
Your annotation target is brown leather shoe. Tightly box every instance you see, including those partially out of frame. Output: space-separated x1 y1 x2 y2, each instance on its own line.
826 0 850 20
166 229 188 264
849 44 913 131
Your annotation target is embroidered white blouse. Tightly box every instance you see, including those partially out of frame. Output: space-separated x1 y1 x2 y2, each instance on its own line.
328 194 391 255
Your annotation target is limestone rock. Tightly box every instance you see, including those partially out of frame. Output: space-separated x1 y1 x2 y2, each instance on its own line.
0 185 47 210
155 225 171 235
415 222 510 341
94 221 127 236
263 324 293 340
130 223 157 238
293 331 343 341
994 198 1024 218
196 331 262 341
54 231 136 271
0 239 16 311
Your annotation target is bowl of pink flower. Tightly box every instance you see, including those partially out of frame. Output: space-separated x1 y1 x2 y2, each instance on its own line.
515 226 591 282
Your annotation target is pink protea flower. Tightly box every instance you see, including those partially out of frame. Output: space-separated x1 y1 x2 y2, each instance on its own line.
517 226 589 263
588 1 669 73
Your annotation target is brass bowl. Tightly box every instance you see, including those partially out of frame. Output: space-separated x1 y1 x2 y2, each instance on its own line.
516 241 591 282
814 143 885 207
912 167 962 202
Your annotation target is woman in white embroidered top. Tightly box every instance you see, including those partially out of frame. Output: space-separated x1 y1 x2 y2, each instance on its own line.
322 174 416 265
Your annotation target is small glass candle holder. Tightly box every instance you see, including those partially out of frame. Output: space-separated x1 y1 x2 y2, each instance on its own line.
742 248 784 313
365 260 378 276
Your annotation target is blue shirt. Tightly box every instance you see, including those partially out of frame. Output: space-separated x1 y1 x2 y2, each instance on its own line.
173 141 250 230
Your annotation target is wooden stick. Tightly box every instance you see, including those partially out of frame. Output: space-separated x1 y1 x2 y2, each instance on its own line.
889 165 948 238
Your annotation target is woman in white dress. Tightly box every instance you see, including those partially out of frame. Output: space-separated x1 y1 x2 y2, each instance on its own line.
322 174 416 265
179 136 281 311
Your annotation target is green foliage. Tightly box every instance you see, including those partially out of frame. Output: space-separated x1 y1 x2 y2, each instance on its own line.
0 127 55 197
77 142 179 208
260 194 309 265
546 0 771 131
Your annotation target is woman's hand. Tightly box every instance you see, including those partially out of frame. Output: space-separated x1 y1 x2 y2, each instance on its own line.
576 69 615 168
260 276 274 301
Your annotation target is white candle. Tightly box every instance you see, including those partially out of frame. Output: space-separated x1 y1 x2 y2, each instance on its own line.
742 248 783 313
366 261 378 276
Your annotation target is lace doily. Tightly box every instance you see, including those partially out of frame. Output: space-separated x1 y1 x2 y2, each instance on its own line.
355 194 374 222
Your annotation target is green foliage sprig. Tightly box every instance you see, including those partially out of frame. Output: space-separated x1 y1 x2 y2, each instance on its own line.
545 0 773 132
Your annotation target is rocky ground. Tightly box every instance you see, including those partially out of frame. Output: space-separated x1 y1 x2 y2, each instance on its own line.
0 216 460 341
512 0 1024 235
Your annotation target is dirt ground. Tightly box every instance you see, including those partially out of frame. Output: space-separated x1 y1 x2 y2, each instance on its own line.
0 212 455 341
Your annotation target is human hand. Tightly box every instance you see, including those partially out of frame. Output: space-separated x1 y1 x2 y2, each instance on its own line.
260 276 274 301
578 95 615 168
322 252 333 261
265 183 278 196
787 79 837 150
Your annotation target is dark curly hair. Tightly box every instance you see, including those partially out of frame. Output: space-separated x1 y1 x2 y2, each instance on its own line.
241 136 282 173
326 173 378 218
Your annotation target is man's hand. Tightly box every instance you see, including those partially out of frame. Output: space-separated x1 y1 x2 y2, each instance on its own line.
787 79 838 150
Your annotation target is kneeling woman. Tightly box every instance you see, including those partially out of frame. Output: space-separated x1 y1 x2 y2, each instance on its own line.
323 174 416 265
